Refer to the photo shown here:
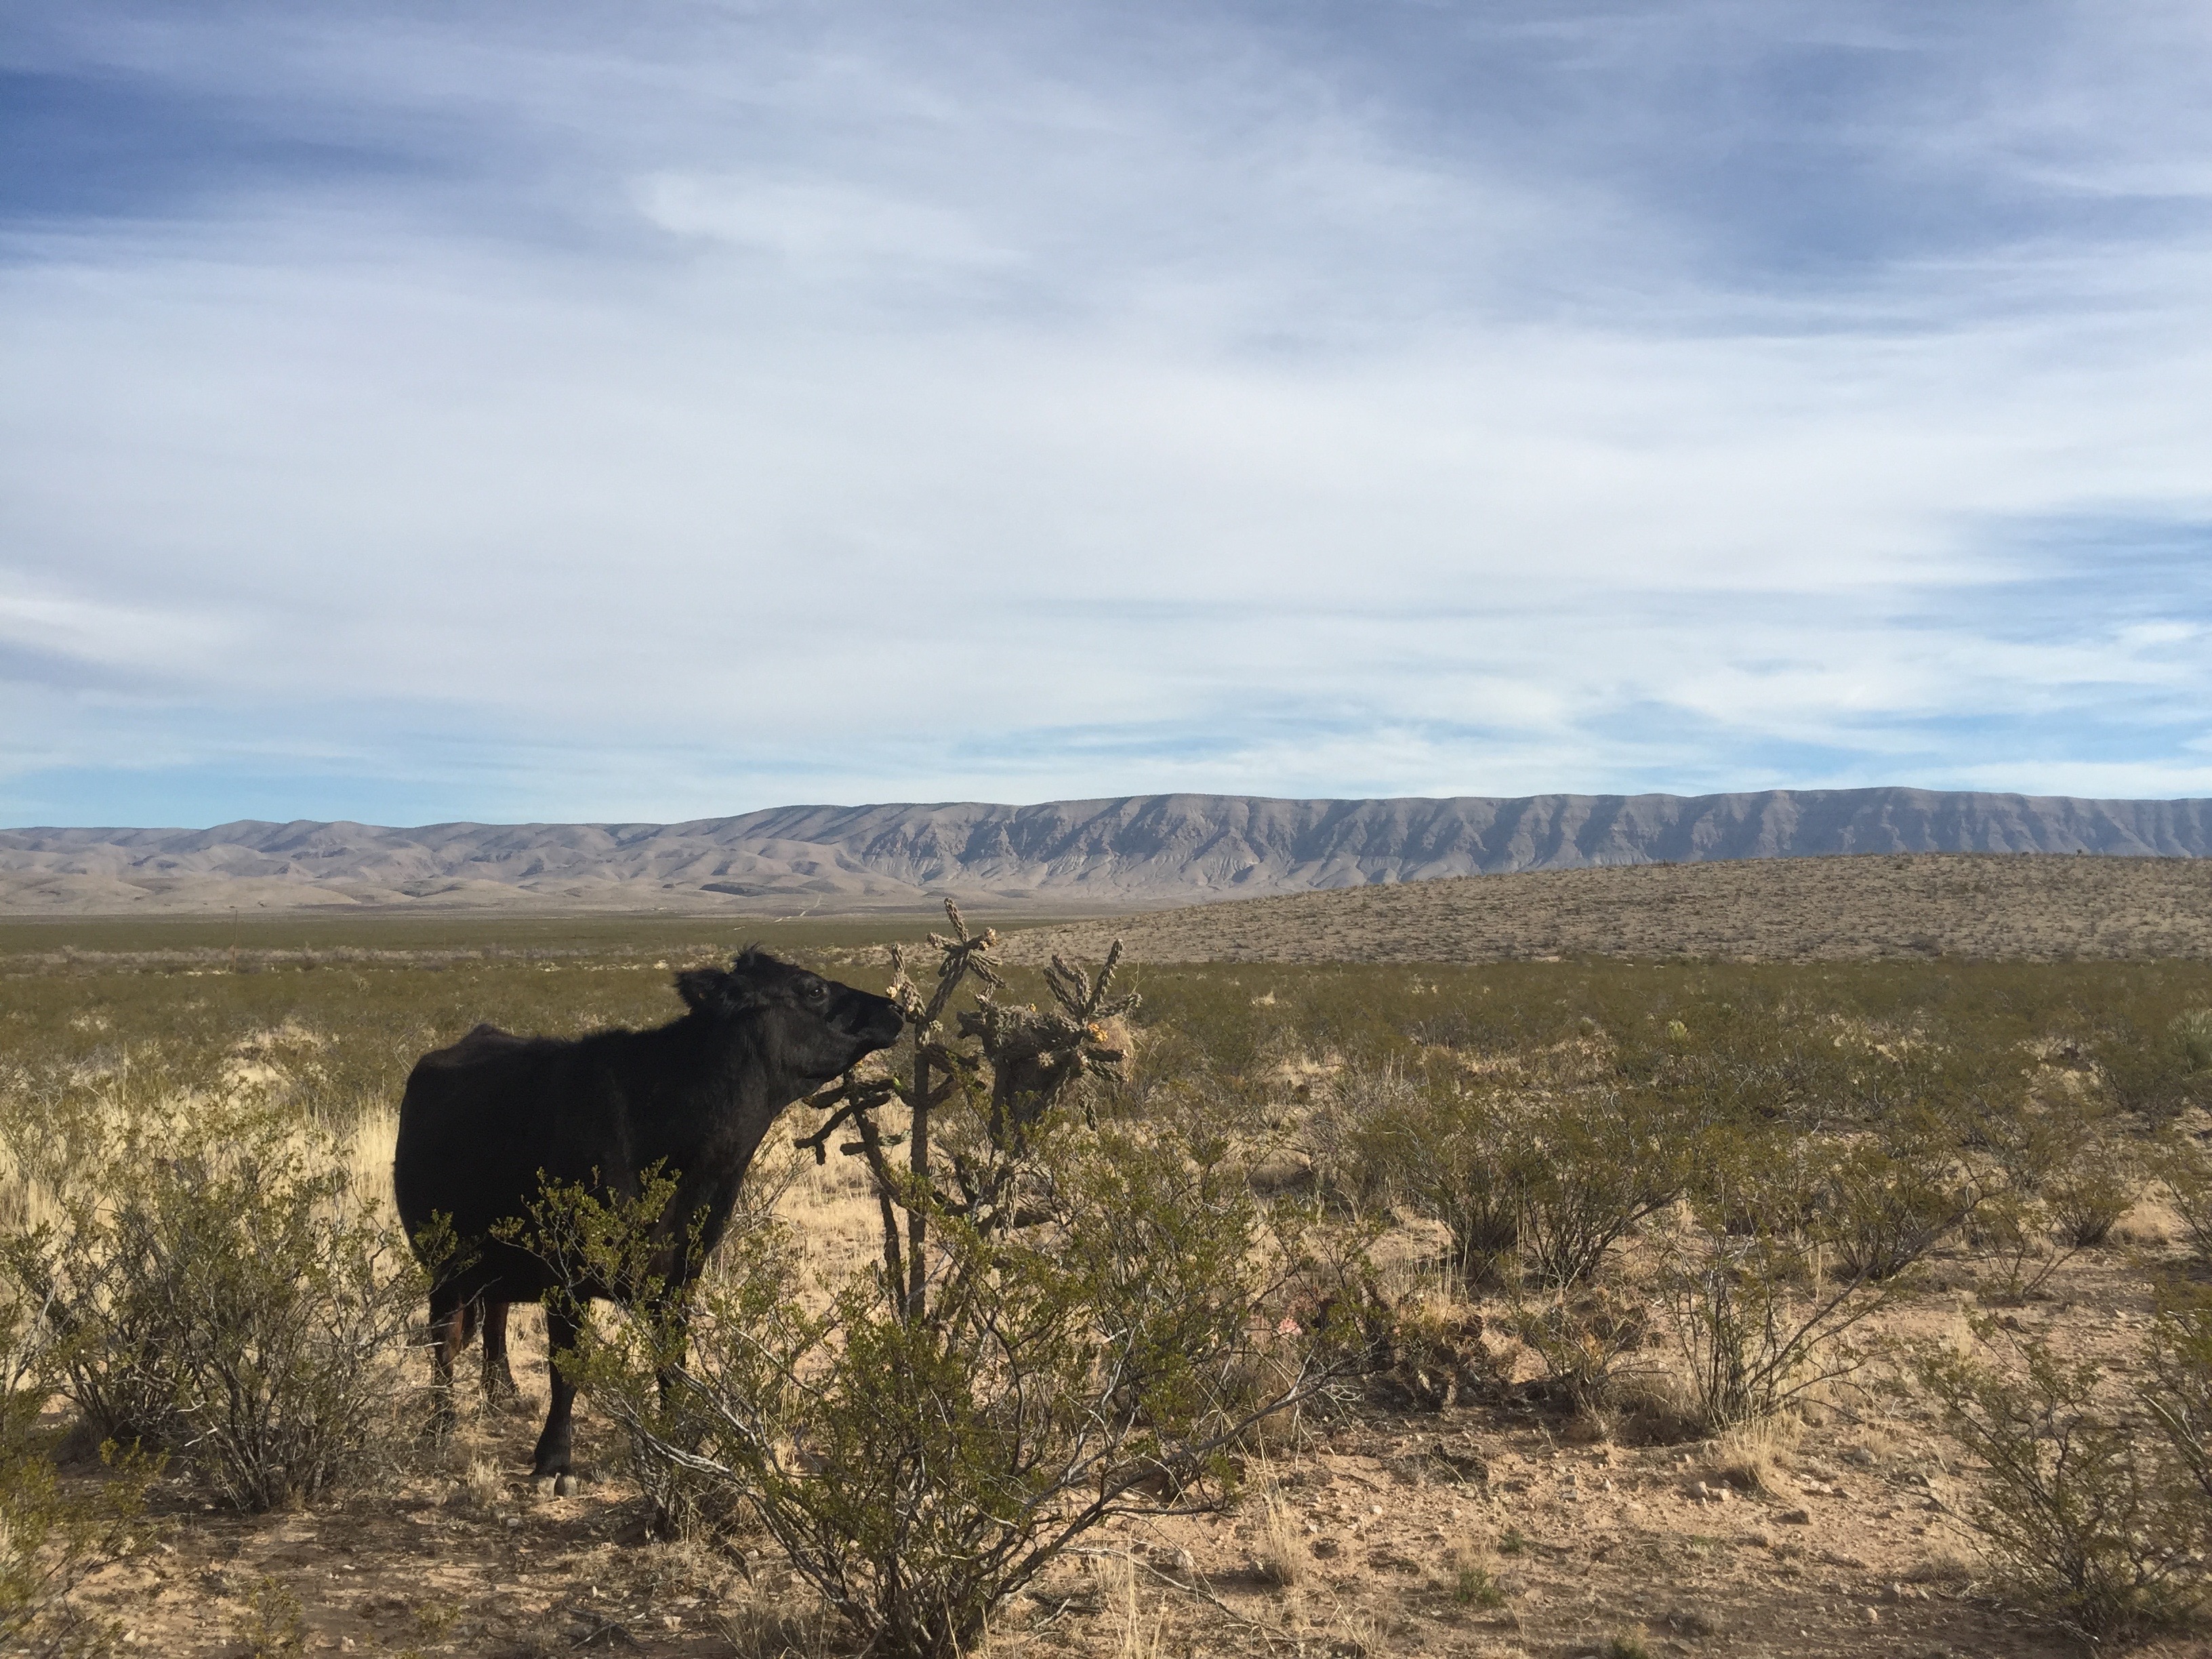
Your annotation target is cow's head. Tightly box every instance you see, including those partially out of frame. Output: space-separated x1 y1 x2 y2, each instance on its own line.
678 948 905 1086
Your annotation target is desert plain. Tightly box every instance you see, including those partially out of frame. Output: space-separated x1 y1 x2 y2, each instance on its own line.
4 851 2212 1658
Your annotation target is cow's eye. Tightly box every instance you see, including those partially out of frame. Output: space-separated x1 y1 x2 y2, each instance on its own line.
804 981 829 1002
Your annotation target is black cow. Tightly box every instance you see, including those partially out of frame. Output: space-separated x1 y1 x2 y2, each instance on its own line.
392 947 903 1478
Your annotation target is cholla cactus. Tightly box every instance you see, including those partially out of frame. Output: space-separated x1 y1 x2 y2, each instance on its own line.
958 943 1139 1141
886 901 1004 1036
935 943 1141 1230
800 906 1142 1263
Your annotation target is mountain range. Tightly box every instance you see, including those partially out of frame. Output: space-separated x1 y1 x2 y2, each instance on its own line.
4 788 2208 914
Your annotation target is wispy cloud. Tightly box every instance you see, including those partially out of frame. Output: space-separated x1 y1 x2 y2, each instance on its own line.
3 1 2210 823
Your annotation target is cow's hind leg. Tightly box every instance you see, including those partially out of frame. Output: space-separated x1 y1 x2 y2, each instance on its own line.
531 1302 583 1479
480 1299 525 1412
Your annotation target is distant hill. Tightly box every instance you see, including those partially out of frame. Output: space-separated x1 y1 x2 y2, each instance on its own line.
3 788 2208 915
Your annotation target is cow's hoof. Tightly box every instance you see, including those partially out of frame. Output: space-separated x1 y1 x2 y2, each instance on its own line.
533 1475 558 1498
554 1474 580 1498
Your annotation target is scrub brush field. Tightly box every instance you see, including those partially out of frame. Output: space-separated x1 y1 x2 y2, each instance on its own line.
5 882 2212 1658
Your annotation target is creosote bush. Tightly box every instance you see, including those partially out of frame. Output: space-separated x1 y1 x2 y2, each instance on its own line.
1341 1076 1530 1288
0 1269 151 1658
2157 1132 2212 1267
2142 1281 2212 1513
1656 1140 1896 1433
1820 1132 1985 1283
1 1098 423 1511
1913 1319 2205 1639
1338 1067 1687 1294
1514 1089 1688 1289
2094 1010 2212 1120
1505 1278 1650 1420
2043 1134 2148 1250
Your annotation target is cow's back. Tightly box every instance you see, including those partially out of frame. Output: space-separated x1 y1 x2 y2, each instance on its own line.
392 1024 626 1266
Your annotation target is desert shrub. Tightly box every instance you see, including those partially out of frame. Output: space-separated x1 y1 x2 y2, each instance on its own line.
0 1443 146 1659
2138 1279 2212 1542
3 1100 422 1511
2154 1133 2212 1265
1957 1089 2082 1200
2042 1134 2147 1249
1368 1296 1501 1412
1820 1131 1984 1282
1515 1090 1688 1288
1345 1080 1533 1288
1967 1185 2081 1305
0 1269 151 1657
1452 1559 1508 1608
1912 1322 2203 1639
554 922 1355 1659
1655 1230 1886 1432
568 1128 1337 1658
1616 1003 1851 1133
1656 1147 1893 1431
1349 1074 1690 1292
2093 1012 2212 1121
1305 1060 1428 1212
1504 1277 1652 1418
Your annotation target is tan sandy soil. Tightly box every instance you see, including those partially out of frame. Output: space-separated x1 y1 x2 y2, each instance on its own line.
1001 852 2212 965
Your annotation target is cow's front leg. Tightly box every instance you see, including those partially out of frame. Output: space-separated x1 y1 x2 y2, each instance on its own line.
531 1301 583 1479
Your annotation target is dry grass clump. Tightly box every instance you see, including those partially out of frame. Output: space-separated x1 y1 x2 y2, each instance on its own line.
1443 1534 1510 1609
1090 1553 1170 1659
1247 1462 1311 1590
1705 1414 1803 1496
447 1454 507 1511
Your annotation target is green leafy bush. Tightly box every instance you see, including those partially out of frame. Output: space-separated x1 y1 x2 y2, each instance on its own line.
4 1101 422 1511
1913 1321 2202 1639
1656 1145 1893 1431
0 1270 151 1658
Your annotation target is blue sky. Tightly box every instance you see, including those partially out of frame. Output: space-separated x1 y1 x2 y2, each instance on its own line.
3 1 2210 827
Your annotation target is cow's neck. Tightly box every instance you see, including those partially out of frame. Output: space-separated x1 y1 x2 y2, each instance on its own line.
630 1018 798 1262
638 1017 793 1176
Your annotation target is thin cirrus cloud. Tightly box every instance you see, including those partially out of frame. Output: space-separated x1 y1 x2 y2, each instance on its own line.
1 0 2209 828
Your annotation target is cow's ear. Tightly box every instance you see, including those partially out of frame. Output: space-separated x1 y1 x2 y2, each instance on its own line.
676 968 731 1012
